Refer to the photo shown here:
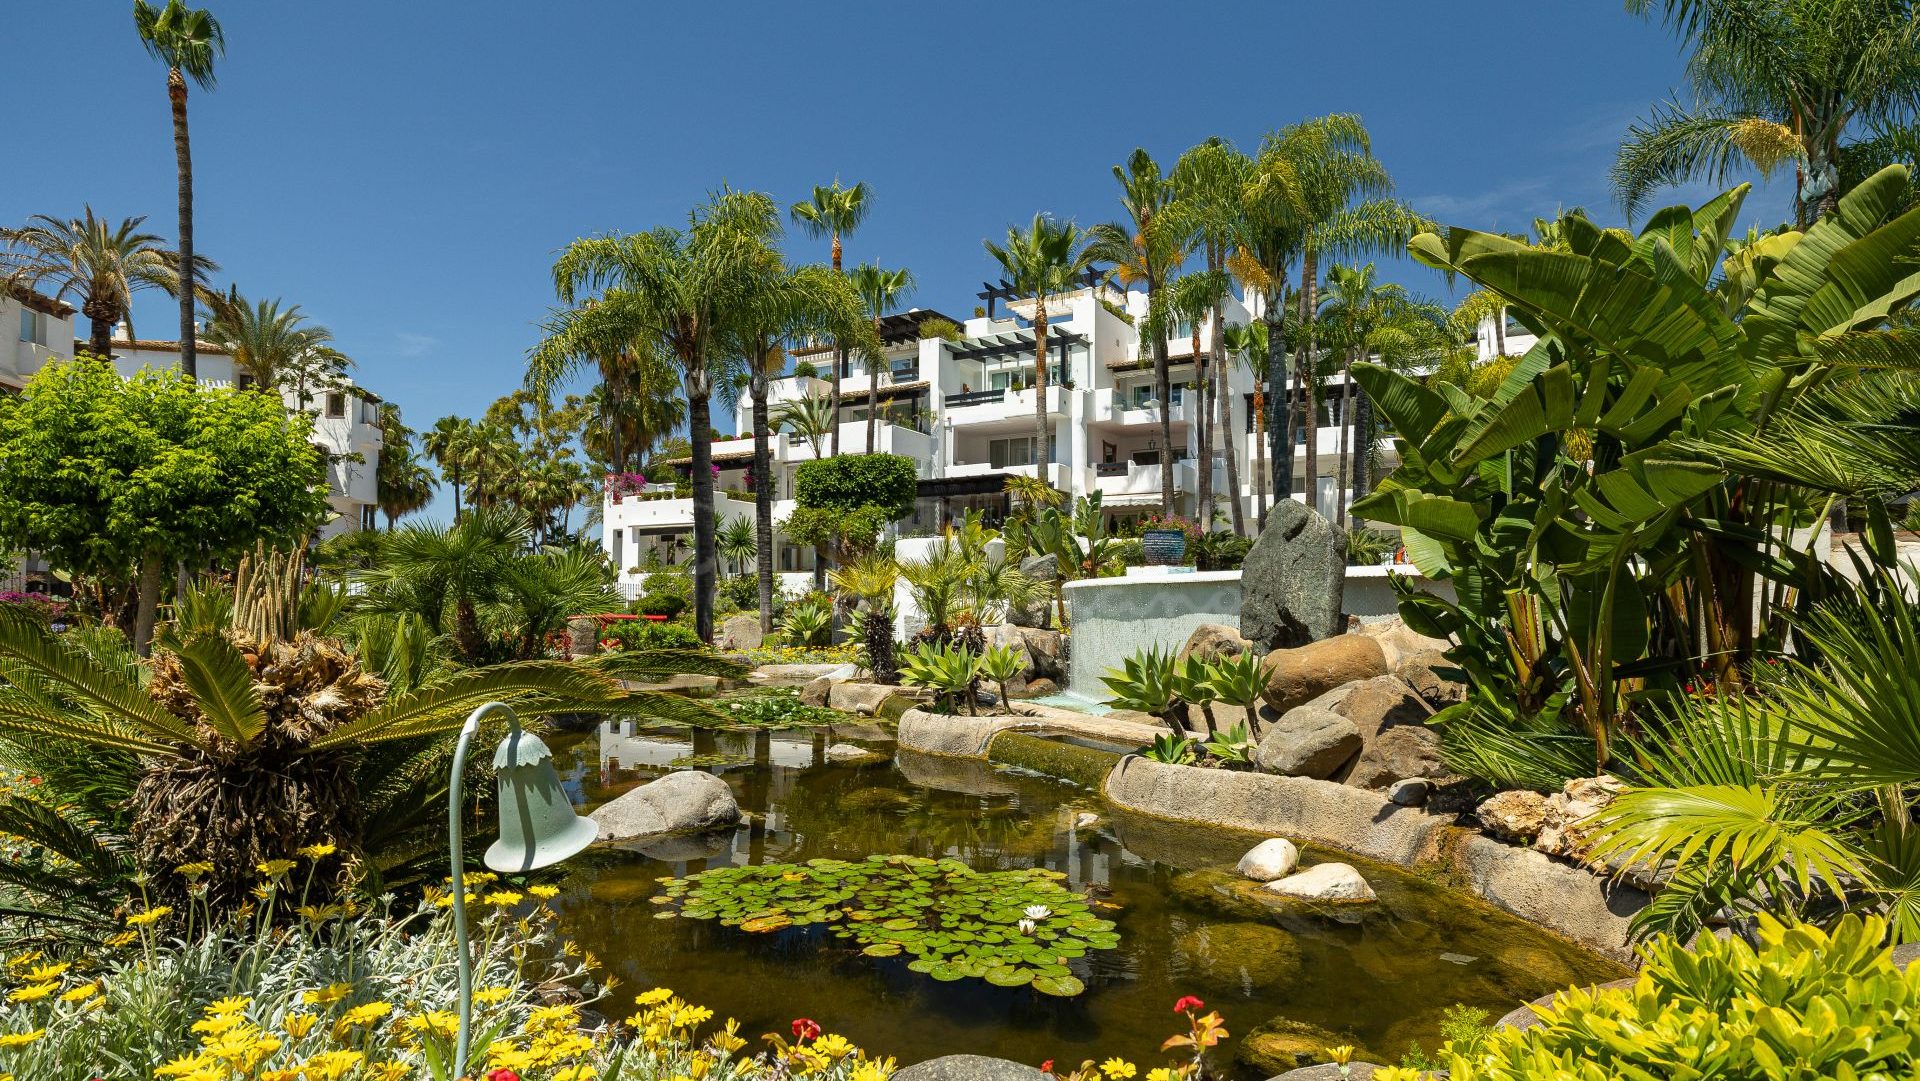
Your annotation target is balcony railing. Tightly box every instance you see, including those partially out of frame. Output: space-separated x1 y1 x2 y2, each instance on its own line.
946 388 1006 407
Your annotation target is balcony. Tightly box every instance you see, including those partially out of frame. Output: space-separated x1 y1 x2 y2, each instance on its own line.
944 385 1067 426
943 461 1072 488
780 421 932 464
1093 388 1193 427
1090 460 1196 501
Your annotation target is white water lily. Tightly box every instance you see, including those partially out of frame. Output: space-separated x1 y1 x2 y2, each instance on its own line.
1023 904 1051 920
1017 918 1036 935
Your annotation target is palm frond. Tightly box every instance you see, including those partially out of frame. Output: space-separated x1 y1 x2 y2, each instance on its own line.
0 607 200 750
309 662 628 749
158 632 266 747
588 650 749 682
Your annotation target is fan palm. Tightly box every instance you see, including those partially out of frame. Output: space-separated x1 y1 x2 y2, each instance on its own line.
1086 149 1192 512
1616 0 1920 225
133 0 222 379
985 214 1095 469
0 209 198 358
353 506 530 662
540 191 784 644
847 262 916 453
423 416 475 521
790 180 873 455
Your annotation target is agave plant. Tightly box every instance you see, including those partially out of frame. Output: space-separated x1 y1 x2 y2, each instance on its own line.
899 641 982 715
0 573 736 922
1202 722 1255 765
1204 651 1267 736
979 644 1026 715
1141 732 1198 765
1101 646 1180 729
1170 656 1221 736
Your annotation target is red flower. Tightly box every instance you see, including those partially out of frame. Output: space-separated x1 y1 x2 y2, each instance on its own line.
486 1070 521 1081
792 1018 822 1042
1040 1061 1054 1075
1174 995 1205 1013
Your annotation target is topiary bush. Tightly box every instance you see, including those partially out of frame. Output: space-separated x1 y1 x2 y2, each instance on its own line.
1374 914 1920 1081
793 454 917 520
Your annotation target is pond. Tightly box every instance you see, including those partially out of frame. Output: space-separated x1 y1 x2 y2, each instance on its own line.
548 719 1625 1078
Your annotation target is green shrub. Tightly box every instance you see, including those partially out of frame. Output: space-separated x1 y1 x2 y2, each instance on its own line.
603 619 704 652
777 594 834 647
719 576 761 613
1376 914 1918 1081
635 565 694 618
899 640 982 714
793 454 917 520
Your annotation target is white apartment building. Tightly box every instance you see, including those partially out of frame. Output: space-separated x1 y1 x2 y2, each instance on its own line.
1 286 385 541
601 283 1393 593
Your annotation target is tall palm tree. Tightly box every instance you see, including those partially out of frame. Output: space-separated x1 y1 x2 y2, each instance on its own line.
1616 0 1920 225
1247 115 1423 519
772 392 838 459
1172 138 1254 536
423 416 476 522
1086 149 1191 511
540 190 783 643
0 209 195 358
1222 320 1269 518
201 288 340 396
984 214 1094 471
134 0 224 380
847 262 916 453
790 180 873 455
1316 263 1414 525
374 405 436 530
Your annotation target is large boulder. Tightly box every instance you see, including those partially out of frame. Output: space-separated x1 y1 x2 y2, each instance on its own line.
1345 725 1448 790
828 682 897 715
1176 623 1252 666
895 1056 1048 1081
1335 675 1432 740
1266 862 1376 902
717 613 764 652
1240 498 1346 650
566 616 600 659
1269 1065 1385 1081
1259 635 1389 714
1008 554 1059 629
1355 616 1450 668
1237 1017 1368 1077
799 675 835 707
1255 707 1363 779
1397 649 1466 708
591 770 741 842
1018 627 1066 679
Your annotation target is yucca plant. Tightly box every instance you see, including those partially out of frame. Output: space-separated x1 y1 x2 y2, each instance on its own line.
1204 651 1267 736
1101 646 1180 729
0 559 735 921
899 641 982 715
829 554 899 684
979 644 1026 715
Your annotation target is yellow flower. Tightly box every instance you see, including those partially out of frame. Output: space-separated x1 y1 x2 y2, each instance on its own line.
1146 1070 1179 1081
636 987 675 1006
484 890 524 908
300 1049 363 1081
21 962 68 983
0 1031 44 1049
304 983 353 1006
340 1001 393 1027
155 1052 212 1076
258 859 298 878
4 952 38 970
1328 1045 1354 1066
813 1033 856 1059
207 995 251 1016
472 986 512 1005
298 842 337 860
366 1064 409 1081
1101 1059 1137 1080
176 861 215 878
8 982 56 1003
191 1013 243 1037
709 1019 747 1055
485 1042 535 1072
528 884 561 899
59 982 100 1004
126 905 173 927
850 1060 896 1081
403 1011 460 1038
282 1013 319 1038
297 904 345 924
262 1071 304 1081
551 1067 598 1081
527 1003 580 1030
672 1004 714 1029
104 931 139 949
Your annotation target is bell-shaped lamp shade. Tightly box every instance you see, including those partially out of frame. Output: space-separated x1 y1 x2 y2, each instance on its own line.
483 726 599 873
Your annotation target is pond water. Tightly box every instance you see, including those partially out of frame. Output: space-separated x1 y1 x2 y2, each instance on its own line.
548 719 1624 1077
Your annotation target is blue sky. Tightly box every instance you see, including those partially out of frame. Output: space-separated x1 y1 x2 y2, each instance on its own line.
5 1 1787 518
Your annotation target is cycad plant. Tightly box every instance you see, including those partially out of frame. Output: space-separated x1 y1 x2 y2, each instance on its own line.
830 553 899 684
0 547 732 922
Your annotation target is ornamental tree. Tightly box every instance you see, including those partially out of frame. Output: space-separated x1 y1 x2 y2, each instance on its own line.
0 356 330 651
784 453 918 586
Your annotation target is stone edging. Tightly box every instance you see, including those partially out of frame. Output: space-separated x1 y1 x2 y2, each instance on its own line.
894 707 1163 758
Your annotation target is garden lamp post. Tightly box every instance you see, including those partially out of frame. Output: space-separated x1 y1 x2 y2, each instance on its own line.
449 702 600 1078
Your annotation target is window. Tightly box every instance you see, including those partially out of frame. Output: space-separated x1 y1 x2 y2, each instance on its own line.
988 437 1035 469
325 392 347 419
611 529 624 572
18 310 44 346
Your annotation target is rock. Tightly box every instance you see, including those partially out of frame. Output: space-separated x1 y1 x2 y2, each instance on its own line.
1345 725 1448 790
1477 790 1553 842
1334 675 1431 741
1255 708 1362 779
1532 775 1626 859
1236 838 1301 881
1240 498 1346 650
591 771 741 842
566 616 600 658
1176 623 1252 666
828 682 896 715
1387 778 1433 806
1073 811 1102 830
1009 555 1059 629
1496 977 1639 1032
1259 636 1389 714
1173 922 1303 990
895 1055 1049 1081
1018 627 1066 679
824 742 888 766
1356 616 1451 668
634 830 733 862
1236 1017 1364 1077
799 676 835 707
875 692 923 723
718 613 764 651
1397 649 1466 708
1017 677 1060 698
1269 1065 1385 1081
1267 863 1376 902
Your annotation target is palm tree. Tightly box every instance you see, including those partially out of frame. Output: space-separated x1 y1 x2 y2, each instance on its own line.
1167 270 1231 528
1246 115 1423 518
1222 320 1269 516
201 288 341 396
847 262 916 453
1172 138 1254 536
984 214 1094 470
0 209 195 358
718 516 756 577
423 416 475 522
1316 263 1414 525
134 0 224 380
1086 149 1192 512
356 505 527 662
772 392 838 459
790 180 873 455
830 553 899 684
374 406 436 530
1616 0 1920 225
540 190 783 643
